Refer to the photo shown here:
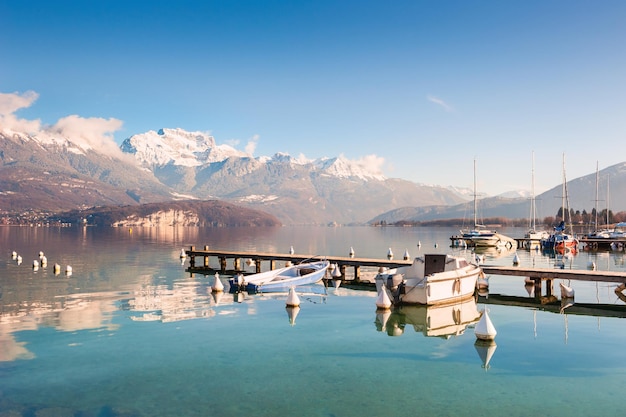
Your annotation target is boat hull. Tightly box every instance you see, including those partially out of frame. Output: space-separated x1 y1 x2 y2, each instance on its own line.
246 260 330 293
375 254 481 306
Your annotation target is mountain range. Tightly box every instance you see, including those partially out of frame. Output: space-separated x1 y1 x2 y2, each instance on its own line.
1 127 625 226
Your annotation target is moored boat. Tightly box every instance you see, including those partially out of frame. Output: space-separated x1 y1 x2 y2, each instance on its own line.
375 254 482 306
245 260 330 293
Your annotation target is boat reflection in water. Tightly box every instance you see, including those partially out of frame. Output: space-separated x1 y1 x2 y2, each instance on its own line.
375 296 481 339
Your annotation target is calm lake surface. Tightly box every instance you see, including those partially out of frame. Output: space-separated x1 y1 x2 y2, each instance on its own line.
1 225 626 417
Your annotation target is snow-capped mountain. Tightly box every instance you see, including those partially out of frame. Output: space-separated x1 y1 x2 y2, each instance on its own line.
121 128 248 168
121 128 386 181
118 128 465 224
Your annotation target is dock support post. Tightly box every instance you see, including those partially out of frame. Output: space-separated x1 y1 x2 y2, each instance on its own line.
354 265 361 282
189 246 195 267
270 259 275 270
234 258 241 271
340 264 346 279
545 279 553 297
219 257 226 272
256 260 261 273
203 246 209 268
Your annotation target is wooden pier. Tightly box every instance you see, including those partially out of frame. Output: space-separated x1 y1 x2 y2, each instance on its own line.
184 247 626 287
185 246 412 280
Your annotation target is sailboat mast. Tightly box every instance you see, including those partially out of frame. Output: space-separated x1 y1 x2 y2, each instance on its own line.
561 153 566 224
530 151 536 231
473 158 478 227
594 161 599 231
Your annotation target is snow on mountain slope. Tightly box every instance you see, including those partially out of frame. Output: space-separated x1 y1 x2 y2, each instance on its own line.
120 128 248 167
122 128 387 181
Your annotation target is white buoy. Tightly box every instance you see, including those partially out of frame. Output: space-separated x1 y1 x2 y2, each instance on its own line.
39 251 44 259
475 308 497 340
246 258 256 267
476 272 489 290
417 241 421 247
286 287 300 307
212 272 224 292
403 249 410 260
54 263 61 275
332 264 342 278
12 251 17 259
41 256 47 267
560 282 575 298
65 265 73 276
286 306 300 326
349 247 355 258
512 253 520 266
434 243 438 248
376 288 392 310
587 261 596 270
16 255 22 265
289 246 295 255
387 248 393 260
180 248 187 258
32 259 39 268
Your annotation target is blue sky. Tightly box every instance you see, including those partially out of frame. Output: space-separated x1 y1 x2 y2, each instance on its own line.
2 0 625 195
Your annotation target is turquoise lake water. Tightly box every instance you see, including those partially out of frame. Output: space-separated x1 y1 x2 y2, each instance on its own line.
1 226 625 416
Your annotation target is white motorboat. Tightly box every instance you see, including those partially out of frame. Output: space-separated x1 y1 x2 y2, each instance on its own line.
375 254 482 306
245 260 330 293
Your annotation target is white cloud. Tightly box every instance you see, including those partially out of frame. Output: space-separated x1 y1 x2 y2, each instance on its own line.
51 115 124 158
245 134 259 155
351 154 386 175
0 90 42 134
427 95 454 112
0 90 127 159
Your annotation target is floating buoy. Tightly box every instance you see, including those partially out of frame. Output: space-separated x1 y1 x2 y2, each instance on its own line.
54 263 61 275
16 255 22 265
587 261 596 270
512 253 520 266
387 248 393 260
332 265 342 278
476 272 489 290
39 251 44 259
286 305 300 326
434 243 438 248
180 249 187 258
212 290 224 305
12 251 17 259
376 288 392 310
65 265 73 276
245 258 256 267
475 308 497 340
40 256 47 267
212 272 224 292
349 247 355 258
286 287 300 307
32 260 39 268
403 249 410 260
289 246 295 255
417 241 421 247
560 282 575 298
